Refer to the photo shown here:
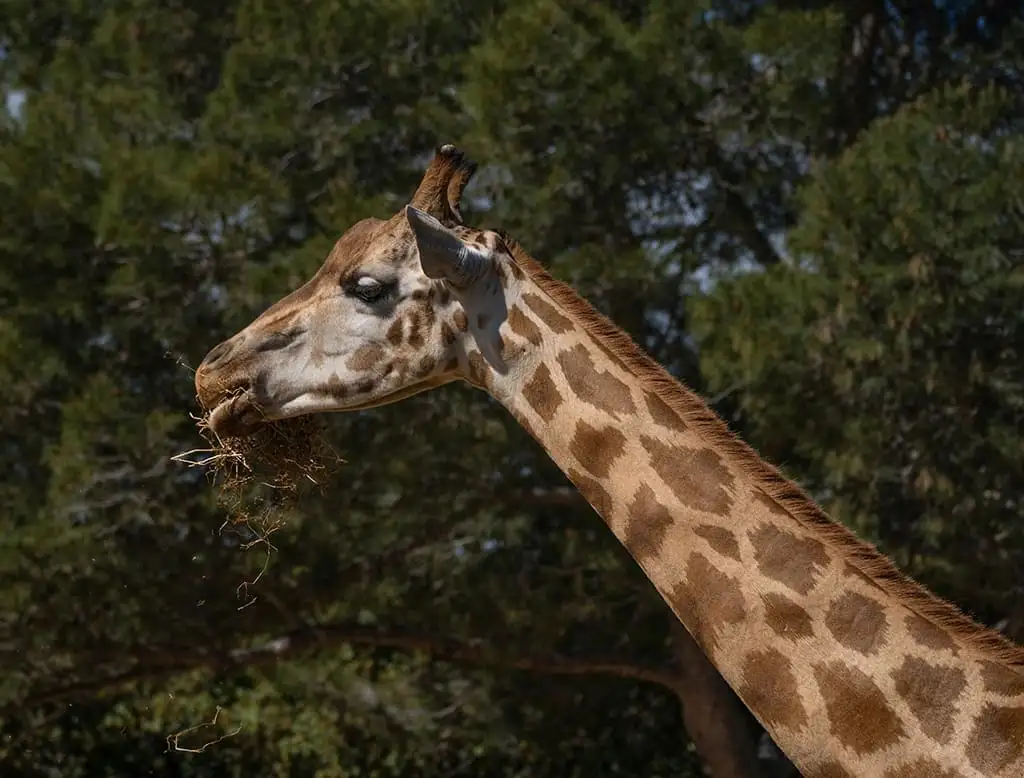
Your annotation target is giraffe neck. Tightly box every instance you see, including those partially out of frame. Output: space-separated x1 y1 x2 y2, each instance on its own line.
464 249 1024 777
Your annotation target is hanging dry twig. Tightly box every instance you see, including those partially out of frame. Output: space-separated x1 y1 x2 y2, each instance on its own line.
171 370 343 599
166 706 242 754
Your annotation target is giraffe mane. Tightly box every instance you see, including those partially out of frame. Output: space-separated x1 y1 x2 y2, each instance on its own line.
502 236 1024 667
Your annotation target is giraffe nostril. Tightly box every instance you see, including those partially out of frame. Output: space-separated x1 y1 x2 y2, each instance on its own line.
201 340 234 370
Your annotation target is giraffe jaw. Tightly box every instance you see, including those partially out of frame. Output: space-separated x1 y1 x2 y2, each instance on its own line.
205 374 459 439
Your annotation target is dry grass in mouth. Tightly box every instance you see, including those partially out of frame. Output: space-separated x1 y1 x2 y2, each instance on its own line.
174 407 339 498
164 349 340 500
173 403 342 605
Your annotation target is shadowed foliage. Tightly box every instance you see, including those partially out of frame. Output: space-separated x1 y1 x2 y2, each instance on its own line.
1 1 1021 776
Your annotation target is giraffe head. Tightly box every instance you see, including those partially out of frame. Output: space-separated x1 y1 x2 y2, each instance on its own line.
195 145 516 437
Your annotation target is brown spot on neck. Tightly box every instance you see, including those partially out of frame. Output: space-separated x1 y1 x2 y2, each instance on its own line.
750 524 830 596
762 592 814 642
566 467 614 518
965 703 1024 773
466 350 491 389
522 363 562 423
751 488 790 518
506 305 543 346
412 354 437 378
737 647 808 732
639 436 735 516
557 344 636 416
807 762 855 778
891 656 966 743
440 321 457 346
977 660 1024 697
811 661 906 755
421 299 436 330
501 307 541 363
824 591 889 655
325 372 348 398
624 482 674 562
645 391 687 433
903 613 959 655
569 420 626 479
670 552 746 657
693 524 741 561
882 758 964 778
523 292 573 333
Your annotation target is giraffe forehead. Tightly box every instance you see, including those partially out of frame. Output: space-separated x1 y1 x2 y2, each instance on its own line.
242 222 403 331
324 217 391 276
329 220 459 293
358 244 424 285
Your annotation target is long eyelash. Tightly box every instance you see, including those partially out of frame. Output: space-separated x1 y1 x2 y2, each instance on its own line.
343 277 398 304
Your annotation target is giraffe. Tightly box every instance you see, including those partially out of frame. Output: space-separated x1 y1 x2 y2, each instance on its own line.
194 145 1024 777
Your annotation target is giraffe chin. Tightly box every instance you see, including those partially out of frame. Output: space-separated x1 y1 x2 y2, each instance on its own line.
207 392 266 439
207 374 459 439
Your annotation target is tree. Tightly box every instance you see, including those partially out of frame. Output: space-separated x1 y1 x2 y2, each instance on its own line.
1 0 1021 776
694 80 1024 643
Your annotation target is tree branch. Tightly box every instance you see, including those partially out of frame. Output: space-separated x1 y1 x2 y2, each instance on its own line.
694 132 785 267
6 622 678 716
828 1 884 154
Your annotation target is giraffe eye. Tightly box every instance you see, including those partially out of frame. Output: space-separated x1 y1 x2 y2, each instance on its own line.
344 276 395 304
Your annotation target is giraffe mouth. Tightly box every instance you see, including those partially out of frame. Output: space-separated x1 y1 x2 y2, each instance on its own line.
207 391 266 439
206 374 461 439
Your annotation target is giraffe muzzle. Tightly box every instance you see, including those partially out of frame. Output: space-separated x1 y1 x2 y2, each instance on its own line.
207 390 265 439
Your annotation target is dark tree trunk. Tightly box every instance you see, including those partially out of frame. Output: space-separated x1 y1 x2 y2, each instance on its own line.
669 621 766 778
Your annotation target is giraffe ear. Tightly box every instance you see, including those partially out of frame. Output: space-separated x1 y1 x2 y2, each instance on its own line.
405 205 488 288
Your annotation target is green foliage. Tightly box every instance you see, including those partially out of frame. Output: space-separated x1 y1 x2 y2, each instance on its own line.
2 0 1023 775
694 81 1024 622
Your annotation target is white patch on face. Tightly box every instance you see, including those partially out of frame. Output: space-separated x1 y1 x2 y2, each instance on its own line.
394 266 433 300
464 285 508 373
241 236 525 424
254 252 446 418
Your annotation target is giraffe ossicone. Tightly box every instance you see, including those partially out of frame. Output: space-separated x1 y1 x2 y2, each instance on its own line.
194 145 1024 777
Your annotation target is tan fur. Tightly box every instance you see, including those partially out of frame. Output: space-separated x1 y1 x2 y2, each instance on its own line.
502 236 1024 668
195 143 1023 778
